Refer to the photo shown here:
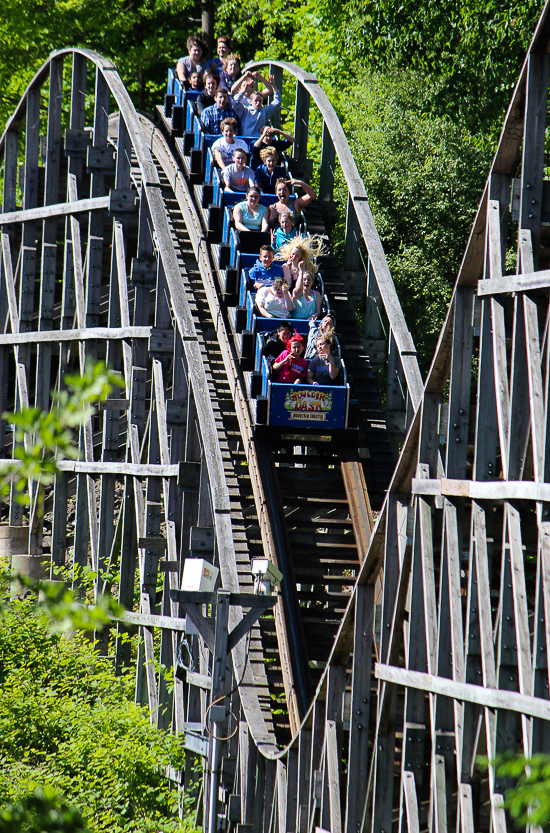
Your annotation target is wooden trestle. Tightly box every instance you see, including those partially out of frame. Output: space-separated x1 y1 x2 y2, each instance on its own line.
3 4 550 828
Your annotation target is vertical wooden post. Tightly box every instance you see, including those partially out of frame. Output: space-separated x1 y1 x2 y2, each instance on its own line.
269 65 283 129
319 122 335 204
293 81 310 162
345 583 374 833
207 590 230 833
0 128 18 461
365 260 382 340
518 53 549 271
344 194 361 271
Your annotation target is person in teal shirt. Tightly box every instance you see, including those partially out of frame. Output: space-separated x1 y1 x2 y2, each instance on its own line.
273 212 298 251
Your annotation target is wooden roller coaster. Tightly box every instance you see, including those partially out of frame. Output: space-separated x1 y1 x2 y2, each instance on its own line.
2 2 550 830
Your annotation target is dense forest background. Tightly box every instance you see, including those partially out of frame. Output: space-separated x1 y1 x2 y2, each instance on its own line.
0 0 544 365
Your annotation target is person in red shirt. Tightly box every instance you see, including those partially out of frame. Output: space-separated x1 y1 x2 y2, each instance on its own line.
272 334 308 384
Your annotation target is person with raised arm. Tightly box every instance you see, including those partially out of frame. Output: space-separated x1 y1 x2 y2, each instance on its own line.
232 72 281 137
307 332 342 385
256 278 295 318
230 74 273 104
275 235 325 290
291 267 322 320
267 178 316 227
249 126 295 169
305 313 337 360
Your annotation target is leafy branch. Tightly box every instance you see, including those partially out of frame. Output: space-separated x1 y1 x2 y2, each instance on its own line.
480 753 550 827
1 360 124 504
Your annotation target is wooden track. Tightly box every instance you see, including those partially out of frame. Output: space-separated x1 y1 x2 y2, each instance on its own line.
2 6 550 827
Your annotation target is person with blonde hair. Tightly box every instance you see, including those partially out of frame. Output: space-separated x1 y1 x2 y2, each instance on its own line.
292 268 322 320
255 146 288 193
275 235 326 289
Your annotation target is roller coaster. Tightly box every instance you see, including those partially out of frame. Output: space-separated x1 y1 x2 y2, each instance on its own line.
2 3 550 830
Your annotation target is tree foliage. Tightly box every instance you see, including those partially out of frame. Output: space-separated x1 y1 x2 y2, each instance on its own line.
341 72 491 367
0 568 192 832
216 0 543 133
0 0 195 127
480 754 550 828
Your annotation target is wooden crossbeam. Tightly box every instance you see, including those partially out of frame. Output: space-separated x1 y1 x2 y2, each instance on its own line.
412 477 550 501
478 268 550 295
0 326 150 345
0 195 110 225
375 664 550 721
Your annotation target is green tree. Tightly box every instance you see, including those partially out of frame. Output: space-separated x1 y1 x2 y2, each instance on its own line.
215 0 542 133
481 754 550 828
0 0 196 128
0 786 89 833
0 569 193 832
339 72 491 368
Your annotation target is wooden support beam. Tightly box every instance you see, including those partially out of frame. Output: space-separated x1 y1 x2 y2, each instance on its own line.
375 664 550 721
0 196 110 225
412 477 550 501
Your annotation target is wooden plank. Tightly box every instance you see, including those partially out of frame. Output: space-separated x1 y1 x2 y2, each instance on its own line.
412 478 550 501
344 194 361 272
492 793 508 833
319 122 335 204
473 286 499 482
478 267 550 295
0 326 150 345
0 196 111 226
276 761 287 833
459 784 474 833
434 755 447 833
524 293 545 481
344 583 373 833
374 664 550 721
419 470 437 675
491 295 510 479
171 590 277 610
402 771 420 833
445 287 475 478
297 730 311 833
293 80 311 162
519 53 550 269
326 721 342 833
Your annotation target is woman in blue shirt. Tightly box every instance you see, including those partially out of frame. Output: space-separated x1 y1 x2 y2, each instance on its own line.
233 187 269 232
